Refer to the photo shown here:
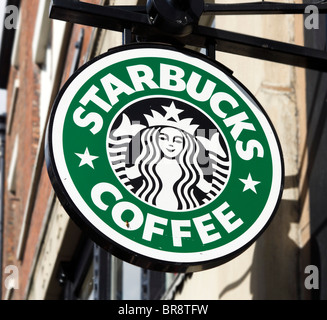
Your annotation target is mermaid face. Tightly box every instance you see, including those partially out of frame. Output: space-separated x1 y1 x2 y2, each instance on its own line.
158 127 184 159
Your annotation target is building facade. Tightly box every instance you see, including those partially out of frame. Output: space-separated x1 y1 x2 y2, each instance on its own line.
0 0 326 300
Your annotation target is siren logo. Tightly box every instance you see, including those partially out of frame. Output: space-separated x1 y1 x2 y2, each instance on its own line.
46 43 283 272
108 98 230 211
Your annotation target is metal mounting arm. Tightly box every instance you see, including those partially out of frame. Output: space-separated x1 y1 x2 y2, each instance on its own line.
190 25 327 72
203 1 327 15
49 0 327 72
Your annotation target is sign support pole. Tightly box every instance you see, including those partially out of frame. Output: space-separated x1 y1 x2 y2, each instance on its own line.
49 0 327 72
205 39 216 61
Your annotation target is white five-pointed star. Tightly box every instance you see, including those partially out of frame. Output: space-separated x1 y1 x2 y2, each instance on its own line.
75 148 99 169
239 173 261 194
162 102 184 121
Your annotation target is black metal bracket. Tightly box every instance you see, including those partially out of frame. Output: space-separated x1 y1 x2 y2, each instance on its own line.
203 2 327 15
49 0 327 72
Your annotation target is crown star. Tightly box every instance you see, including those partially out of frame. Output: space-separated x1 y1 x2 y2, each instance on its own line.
162 102 184 122
144 102 199 135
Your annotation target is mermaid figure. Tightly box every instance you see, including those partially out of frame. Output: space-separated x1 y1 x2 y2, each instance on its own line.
126 125 211 211
108 101 230 211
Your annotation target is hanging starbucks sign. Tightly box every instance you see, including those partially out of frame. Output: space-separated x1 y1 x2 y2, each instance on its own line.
46 43 283 272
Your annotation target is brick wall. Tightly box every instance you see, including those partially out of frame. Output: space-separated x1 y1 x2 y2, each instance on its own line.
2 0 40 299
1 0 100 300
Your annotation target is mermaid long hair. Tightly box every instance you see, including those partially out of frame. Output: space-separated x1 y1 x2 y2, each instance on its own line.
134 126 204 210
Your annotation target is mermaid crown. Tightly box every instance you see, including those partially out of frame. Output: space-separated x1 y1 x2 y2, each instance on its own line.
144 102 199 135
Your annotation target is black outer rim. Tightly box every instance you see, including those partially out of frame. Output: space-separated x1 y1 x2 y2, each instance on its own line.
45 42 284 273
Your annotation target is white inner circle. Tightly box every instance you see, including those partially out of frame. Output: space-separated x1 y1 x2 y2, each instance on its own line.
106 95 232 212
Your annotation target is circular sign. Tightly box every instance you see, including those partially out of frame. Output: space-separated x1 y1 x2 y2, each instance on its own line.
46 43 284 272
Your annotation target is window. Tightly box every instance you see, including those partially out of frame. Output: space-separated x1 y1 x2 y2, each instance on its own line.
77 261 95 300
32 0 51 65
6 78 19 136
58 237 175 300
7 134 18 194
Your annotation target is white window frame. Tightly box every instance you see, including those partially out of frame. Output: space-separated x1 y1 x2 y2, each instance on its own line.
7 134 19 194
32 0 51 65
